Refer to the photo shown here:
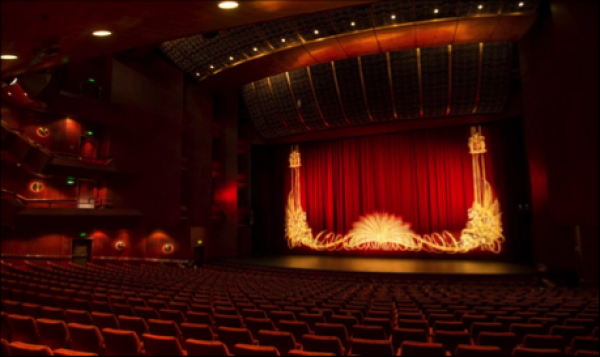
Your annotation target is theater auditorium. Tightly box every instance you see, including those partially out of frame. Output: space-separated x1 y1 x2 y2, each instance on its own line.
1 1 598 356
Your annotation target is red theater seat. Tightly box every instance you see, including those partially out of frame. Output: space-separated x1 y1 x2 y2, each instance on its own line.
434 330 472 355
65 310 93 325
214 314 244 329
160 309 187 325
180 323 217 341
37 319 70 350
352 325 388 340
398 341 447 356
103 328 143 356
7 315 39 344
302 335 345 356
551 325 588 346
245 318 276 337
67 323 105 355
350 338 395 356
258 330 301 355
1 339 10 356
512 347 563 356
1 313 10 341
471 322 504 341
478 332 519 356
522 335 566 352
314 323 349 347
8 342 53 356
455 345 503 356
21 304 43 320
287 350 335 356
216 326 257 352
510 324 546 344
143 334 187 356
567 337 599 356
233 344 280 356
54 349 98 356
148 319 183 341
134 307 160 322
185 339 231 356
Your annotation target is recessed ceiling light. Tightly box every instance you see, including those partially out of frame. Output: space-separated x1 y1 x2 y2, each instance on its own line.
24 93 28 96
253 47 258 52
391 15 396 19
210 65 214 69
519 2 525 7
1 55 18 60
314 30 319 35
218 1 239 9
7 92 12 96
92 30 112 37
478 4 484 9
229 56 234 61
351 21 356 27
434 9 439 14
281 38 286 43
196 72 200 77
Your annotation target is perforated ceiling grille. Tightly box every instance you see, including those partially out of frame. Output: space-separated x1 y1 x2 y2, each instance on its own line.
243 43 515 139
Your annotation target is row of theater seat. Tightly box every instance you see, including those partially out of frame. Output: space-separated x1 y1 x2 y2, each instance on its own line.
0 260 597 356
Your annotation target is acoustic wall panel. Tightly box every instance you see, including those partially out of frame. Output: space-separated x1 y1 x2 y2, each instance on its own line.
390 49 421 120
269 73 306 134
478 42 511 114
450 43 480 115
335 58 371 125
254 79 289 137
309 63 348 128
361 54 395 122
289 69 329 130
421 46 450 118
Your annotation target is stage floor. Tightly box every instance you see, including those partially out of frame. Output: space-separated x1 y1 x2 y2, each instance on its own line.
219 256 535 276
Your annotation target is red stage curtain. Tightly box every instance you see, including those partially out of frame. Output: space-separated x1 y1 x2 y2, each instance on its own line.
296 126 482 237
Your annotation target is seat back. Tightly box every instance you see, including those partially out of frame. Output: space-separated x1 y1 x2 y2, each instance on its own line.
350 338 394 356
512 347 563 356
301 335 344 356
186 339 231 356
91 312 120 332
392 328 428 352
180 323 216 341
233 344 280 356
478 332 518 356
67 323 104 354
352 325 387 340
8 342 53 356
217 326 255 352
551 325 588 346
37 319 70 350
142 334 186 356
215 314 244 328
278 320 312 342
65 310 92 325
523 334 566 352
314 323 349 346
434 330 472 354
7 315 39 344
455 345 503 356
258 330 298 355
103 328 142 356
399 341 447 356
471 322 504 341
187 311 214 326
148 319 182 339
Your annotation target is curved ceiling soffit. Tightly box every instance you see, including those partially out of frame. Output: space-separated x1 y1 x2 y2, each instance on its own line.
161 0 539 88
242 42 514 139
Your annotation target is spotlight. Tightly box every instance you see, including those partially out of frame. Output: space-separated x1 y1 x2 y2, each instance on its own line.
253 47 258 51
434 9 439 14
478 4 483 10
1 54 18 60
210 65 214 69
350 21 356 27
218 1 239 9
92 30 112 37
314 30 319 35
281 38 286 43
391 15 396 19
519 2 525 7
229 56 234 61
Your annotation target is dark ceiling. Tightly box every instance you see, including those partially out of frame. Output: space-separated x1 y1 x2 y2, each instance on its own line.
243 43 514 139
0 1 375 79
160 0 539 86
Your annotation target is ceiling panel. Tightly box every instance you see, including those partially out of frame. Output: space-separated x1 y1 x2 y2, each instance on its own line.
390 49 421 120
421 46 450 118
288 69 329 131
309 63 347 128
361 54 395 122
450 43 480 115
334 58 371 125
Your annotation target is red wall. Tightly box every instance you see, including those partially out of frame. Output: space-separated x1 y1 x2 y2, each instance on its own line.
518 1 599 282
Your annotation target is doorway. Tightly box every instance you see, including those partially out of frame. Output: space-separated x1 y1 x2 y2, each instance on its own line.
72 239 92 266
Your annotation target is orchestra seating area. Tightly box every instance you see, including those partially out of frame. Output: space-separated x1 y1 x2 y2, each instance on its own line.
1 261 598 356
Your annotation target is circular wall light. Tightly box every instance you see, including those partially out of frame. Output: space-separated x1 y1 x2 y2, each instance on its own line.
30 182 44 193
218 1 239 9
92 30 112 37
163 244 173 254
1 55 18 60
115 241 126 251
37 127 49 137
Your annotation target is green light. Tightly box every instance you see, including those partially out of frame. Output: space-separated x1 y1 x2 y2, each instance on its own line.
66 179 76 185
88 78 95 83
80 232 87 237
87 131 94 136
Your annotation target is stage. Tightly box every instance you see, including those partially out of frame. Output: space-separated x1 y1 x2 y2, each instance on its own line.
218 256 535 276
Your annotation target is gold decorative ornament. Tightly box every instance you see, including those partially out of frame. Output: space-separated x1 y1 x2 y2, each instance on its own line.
285 126 504 254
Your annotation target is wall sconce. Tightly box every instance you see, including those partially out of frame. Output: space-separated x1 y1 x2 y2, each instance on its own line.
115 241 125 251
162 244 173 254
37 127 49 137
30 182 44 193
